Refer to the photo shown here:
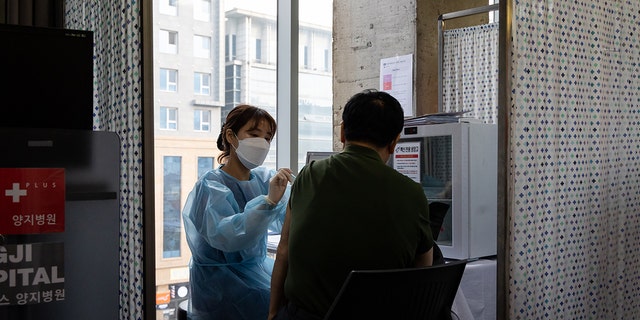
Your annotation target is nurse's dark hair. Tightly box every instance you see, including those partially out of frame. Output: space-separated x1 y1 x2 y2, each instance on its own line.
216 104 277 164
342 89 404 148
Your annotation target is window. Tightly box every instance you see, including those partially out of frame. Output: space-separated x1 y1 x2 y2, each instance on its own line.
193 35 211 58
162 156 182 259
297 0 334 168
197 157 214 178
225 34 236 61
159 29 178 54
302 45 309 69
194 72 211 95
152 0 333 316
159 107 178 130
255 38 262 62
193 109 211 132
224 63 242 116
324 49 330 72
194 0 211 22
159 68 178 92
160 0 178 16
489 0 499 23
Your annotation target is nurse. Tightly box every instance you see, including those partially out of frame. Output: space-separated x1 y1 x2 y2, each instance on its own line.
182 104 293 320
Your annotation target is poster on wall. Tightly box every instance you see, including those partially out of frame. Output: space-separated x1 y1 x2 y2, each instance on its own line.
380 53 414 117
393 141 421 183
0 168 65 235
0 242 66 306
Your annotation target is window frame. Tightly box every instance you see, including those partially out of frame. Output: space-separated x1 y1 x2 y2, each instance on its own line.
225 34 237 61
161 155 182 259
193 72 211 96
255 38 262 62
159 68 178 92
159 106 178 130
194 0 211 22
159 29 178 54
197 156 215 178
193 34 212 59
160 0 178 16
193 109 211 132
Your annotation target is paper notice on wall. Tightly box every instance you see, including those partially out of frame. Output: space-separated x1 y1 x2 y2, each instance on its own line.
393 141 421 183
0 168 65 235
380 53 414 117
0 242 66 306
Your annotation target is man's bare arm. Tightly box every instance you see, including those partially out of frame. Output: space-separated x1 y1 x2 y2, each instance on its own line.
414 247 434 267
268 204 292 319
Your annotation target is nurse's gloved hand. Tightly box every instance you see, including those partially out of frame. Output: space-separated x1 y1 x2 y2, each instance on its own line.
267 168 294 204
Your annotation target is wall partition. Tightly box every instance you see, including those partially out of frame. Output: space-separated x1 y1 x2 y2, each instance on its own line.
508 0 640 318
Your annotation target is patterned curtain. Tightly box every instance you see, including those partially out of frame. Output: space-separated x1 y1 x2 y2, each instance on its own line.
64 1 145 319
510 0 640 318
442 22 499 124
3 0 64 27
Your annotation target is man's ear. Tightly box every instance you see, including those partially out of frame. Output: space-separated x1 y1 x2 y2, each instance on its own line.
340 122 345 143
388 134 401 154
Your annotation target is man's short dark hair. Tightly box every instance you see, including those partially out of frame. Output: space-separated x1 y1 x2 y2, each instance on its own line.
342 89 404 148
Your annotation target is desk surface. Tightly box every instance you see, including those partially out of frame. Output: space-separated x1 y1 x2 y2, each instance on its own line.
267 234 280 252
453 259 497 320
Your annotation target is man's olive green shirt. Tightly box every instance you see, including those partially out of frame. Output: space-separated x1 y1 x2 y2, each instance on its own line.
285 144 433 317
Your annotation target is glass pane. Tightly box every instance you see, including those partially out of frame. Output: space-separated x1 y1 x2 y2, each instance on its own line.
194 0 211 21
159 69 168 90
153 0 281 318
298 0 333 169
193 110 201 130
159 107 168 128
415 135 453 246
163 156 182 258
193 73 200 93
197 157 214 178
225 0 278 169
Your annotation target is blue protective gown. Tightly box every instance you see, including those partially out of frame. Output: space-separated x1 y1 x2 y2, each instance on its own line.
182 166 289 320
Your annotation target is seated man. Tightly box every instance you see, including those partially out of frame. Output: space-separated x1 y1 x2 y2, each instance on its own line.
269 89 434 320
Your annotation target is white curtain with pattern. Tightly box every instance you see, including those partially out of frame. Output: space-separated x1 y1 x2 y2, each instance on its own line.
442 22 499 124
64 1 145 319
509 0 640 318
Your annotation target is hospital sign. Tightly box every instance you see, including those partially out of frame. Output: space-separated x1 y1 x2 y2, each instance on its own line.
0 168 66 235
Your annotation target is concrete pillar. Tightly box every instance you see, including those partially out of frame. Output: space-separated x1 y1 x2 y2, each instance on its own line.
333 0 488 149
333 0 416 148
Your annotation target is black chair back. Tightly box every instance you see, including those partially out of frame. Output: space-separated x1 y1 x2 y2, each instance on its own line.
428 201 451 241
324 260 467 320
177 300 189 320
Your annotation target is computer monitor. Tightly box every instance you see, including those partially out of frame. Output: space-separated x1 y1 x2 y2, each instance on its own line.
0 24 94 130
305 151 338 165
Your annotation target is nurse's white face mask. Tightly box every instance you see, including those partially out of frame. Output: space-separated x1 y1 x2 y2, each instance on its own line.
233 134 271 170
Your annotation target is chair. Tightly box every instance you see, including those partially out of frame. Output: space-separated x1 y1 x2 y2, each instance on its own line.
177 300 189 320
429 201 450 241
324 259 468 320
